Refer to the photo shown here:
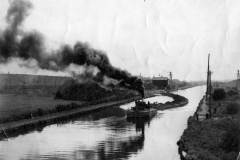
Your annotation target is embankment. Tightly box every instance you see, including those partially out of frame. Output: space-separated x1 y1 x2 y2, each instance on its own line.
177 93 240 160
0 96 140 140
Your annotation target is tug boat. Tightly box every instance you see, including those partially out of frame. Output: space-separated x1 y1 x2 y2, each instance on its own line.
127 100 157 118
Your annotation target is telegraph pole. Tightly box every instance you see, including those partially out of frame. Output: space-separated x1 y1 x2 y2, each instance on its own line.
206 54 210 96
206 53 212 118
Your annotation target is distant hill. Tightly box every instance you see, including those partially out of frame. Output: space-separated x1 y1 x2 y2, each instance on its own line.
0 74 71 96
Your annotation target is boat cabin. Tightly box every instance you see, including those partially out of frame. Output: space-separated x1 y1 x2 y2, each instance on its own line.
134 100 151 110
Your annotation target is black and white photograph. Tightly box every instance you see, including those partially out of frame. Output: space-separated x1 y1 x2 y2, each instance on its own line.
0 0 240 160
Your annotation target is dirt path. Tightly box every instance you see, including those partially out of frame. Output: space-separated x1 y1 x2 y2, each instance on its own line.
195 96 209 121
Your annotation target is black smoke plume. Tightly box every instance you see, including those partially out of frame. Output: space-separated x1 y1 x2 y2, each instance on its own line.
0 0 144 97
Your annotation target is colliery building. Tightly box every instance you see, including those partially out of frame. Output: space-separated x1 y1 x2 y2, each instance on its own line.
152 76 169 90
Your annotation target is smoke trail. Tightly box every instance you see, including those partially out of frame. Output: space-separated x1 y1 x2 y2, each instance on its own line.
0 0 145 97
0 0 33 59
6 0 32 32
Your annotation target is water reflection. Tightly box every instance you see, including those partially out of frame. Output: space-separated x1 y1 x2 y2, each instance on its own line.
127 116 154 136
72 116 152 160
0 106 155 160
0 107 124 140
36 131 146 160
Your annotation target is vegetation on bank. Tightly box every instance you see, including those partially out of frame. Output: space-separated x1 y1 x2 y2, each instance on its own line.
55 80 139 101
0 93 140 124
178 88 240 160
212 88 226 101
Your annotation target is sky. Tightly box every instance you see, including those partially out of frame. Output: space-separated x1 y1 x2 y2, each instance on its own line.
0 0 240 81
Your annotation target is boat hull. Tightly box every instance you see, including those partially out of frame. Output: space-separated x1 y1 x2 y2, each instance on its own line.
126 108 157 118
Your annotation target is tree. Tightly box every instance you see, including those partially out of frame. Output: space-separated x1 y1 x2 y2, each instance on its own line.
212 88 226 101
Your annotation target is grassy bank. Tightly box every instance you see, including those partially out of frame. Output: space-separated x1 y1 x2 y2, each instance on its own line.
0 96 141 139
0 94 84 120
0 92 141 124
178 89 240 160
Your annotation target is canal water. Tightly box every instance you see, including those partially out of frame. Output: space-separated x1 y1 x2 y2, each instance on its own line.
0 86 205 160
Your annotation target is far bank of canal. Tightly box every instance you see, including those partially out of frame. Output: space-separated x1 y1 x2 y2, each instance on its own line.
0 86 205 160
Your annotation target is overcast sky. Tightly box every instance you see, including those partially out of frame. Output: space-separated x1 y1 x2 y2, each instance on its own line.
1 0 240 81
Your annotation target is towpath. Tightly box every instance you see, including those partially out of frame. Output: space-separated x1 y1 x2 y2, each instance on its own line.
196 96 209 121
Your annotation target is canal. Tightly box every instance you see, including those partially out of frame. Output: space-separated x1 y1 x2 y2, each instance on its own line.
0 86 205 160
